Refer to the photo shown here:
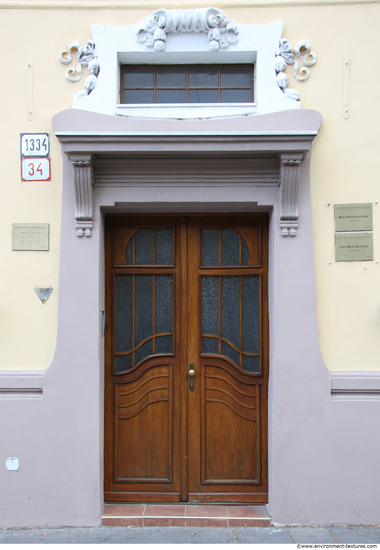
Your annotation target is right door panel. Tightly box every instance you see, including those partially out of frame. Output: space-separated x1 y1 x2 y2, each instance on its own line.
187 216 269 502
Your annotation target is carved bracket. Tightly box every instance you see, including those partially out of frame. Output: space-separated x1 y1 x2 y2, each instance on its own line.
137 8 239 52
280 153 303 237
68 154 94 237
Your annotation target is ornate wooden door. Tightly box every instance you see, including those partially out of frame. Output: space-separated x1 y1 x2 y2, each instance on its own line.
104 215 268 503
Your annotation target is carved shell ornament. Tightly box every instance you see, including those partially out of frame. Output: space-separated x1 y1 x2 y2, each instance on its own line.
59 40 100 98
275 39 317 100
136 8 239 51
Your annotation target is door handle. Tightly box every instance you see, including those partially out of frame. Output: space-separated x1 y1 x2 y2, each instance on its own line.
189 363 195 391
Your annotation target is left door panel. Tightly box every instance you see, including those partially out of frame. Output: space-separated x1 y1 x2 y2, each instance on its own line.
104 216 182 502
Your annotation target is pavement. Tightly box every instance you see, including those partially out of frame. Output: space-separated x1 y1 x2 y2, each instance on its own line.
1 525 380 544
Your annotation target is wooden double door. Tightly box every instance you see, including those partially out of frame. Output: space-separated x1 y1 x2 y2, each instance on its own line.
104 214 269 503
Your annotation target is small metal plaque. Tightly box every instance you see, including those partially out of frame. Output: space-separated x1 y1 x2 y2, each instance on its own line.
20 133 50 157
334 203 372 232
335 232 373 261
12 223 49 251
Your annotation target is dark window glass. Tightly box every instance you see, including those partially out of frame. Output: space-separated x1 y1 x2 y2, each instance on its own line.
221 276 240 350
134 276 153 346
124 71 154 88
155 335 172 354
134 339 153 366
115 275 133 353
115 354 133 373
221 229 240 266
242 355 260 373
221 340 240 367
156 89 186 103
221 89 251 103
188 89 219 103
121 65 253 104
155 276 173 334
124 89 154 104
157 71 186 87
201 277 219 336
189 70 218 87
135 229 153 265
155 228 173 265
201 229 219 266
202 336 219 354
241 236 249 265
242 276 260 354
221 69 251 87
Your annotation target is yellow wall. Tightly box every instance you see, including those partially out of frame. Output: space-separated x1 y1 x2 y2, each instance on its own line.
1 1 379 370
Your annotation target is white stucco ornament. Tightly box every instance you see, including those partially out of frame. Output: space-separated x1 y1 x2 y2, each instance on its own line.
136 8 239 51
59 40 100 98
275 39 317 99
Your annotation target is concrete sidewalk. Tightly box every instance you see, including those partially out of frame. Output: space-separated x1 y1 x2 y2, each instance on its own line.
1 525 380 544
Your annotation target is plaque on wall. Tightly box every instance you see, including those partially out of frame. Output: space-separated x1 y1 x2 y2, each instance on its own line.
12 223 49 251
335 232 373 262
334 203 372 232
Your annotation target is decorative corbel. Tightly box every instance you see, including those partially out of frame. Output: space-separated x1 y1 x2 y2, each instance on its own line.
280 153 303 237
68 154 94 237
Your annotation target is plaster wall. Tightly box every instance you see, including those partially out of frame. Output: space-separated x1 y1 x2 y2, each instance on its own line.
1 2 379 371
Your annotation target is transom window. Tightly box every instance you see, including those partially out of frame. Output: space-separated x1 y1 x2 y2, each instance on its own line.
120 65 254 104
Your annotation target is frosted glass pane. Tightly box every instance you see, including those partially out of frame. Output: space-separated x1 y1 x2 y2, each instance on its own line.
125 237 133 265
242 276 260 354
155 276 172 334
241 237 249 265
134 339 153 366
155 335 172 354
201 277 219 336
201 229 219 266
221 341 240 367
155 229 173 265
115 354 133 373
242 355 260 373
221 277 239 349
115 275 132 353
202 337 219 354
135 229 153 265
134 276 153 346
221 229 239 265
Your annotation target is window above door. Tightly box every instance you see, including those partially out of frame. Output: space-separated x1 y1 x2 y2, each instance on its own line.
120 65 254 105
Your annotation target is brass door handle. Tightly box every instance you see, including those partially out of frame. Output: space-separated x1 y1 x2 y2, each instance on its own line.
189 363 195 391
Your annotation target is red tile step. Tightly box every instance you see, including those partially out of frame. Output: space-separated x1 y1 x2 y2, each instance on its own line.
102 503 270 527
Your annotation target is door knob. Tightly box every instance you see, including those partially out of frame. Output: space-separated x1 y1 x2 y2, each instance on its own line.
189 363 195 391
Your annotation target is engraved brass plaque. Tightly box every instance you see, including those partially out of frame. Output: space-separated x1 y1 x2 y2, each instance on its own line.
334 203 372 232
12 223 49 251
335 232 373 261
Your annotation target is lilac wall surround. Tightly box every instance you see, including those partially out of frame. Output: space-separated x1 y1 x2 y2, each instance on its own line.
1 106 380 528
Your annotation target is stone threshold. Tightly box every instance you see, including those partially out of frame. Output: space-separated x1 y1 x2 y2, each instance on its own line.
102 504 271 527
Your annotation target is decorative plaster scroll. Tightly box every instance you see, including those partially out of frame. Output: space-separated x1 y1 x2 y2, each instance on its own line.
275 39 317 100
136 8 239 52
69 155 94 237
280 154 303 237
59 40 99 98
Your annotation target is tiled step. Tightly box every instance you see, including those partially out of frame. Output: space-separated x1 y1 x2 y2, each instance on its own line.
102 504 271 527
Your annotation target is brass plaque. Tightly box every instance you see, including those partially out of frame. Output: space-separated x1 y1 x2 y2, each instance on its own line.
334 203 372 232
335 232 373 261
12 223 49 251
